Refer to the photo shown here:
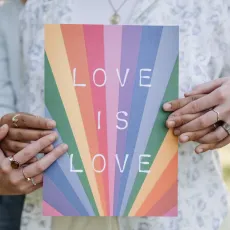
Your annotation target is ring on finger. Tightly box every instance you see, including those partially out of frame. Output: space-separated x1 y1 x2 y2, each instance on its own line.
221 122 230 135
8 156 20 169
12 114 21 128
212 109 220 122
21 166 37 186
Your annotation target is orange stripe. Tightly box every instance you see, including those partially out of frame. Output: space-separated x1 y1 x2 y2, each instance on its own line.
146 182 177 216
136 154 178 216
61 25 107 215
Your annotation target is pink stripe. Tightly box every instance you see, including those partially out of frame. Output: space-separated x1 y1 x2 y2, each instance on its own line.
164 206 178 217
104 25 122 215
43 201 63 216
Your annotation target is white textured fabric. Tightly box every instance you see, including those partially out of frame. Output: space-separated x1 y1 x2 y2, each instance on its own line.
19 0 230 230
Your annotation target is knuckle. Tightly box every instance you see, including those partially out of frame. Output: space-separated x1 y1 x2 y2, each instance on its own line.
191 102 199 113
217 89 226 102
10 176 19 186
23 150 31 158
0 162 10 174
16 131 24 141
198 117 206 127
36 162 45 173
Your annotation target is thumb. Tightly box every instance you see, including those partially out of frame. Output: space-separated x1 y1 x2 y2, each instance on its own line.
0 124 9 140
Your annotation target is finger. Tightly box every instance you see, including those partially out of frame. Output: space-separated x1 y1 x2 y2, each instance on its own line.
24 143 68 177
173 110 218 135
1 113 56 130
215 136 230 149
15 114 56 130
195 143 217 154
172 90 222 116
198 126 228 144
22 174 43 191
179 127 213 143
9 133 57 165
185 78 225 97
166 113 204 128
7 128 54 142
163 95 204 112
1 139 29 153
0 124 9 140
42 144 54 153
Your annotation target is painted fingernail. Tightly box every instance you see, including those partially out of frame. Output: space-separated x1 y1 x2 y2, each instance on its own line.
61 144 68 151
47 119 56 128
163 103 172 111
174 129 180 136
180 135 189 143
167 120 176 128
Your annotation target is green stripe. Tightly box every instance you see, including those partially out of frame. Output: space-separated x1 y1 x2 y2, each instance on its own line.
45 54 99 215
124 57 179 215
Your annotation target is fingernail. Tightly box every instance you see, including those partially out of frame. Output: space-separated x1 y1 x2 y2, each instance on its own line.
61 144 68 151
174 129 180 136
47 119 56 128
196 148 203 154
1 124 8 130
49 133 57 141
167 120 176 128
163 103 172 111
180 135 189 143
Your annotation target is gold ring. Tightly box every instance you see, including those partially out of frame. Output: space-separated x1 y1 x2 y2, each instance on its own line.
12 114 20 128
8 156 20 169
212 109 220 122
21 166 36 186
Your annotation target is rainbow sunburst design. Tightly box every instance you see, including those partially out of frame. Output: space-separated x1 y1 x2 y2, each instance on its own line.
43 24 179 216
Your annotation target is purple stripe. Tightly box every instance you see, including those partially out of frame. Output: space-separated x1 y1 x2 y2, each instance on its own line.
43 176 80 216
120 26 179 214
113 25 142 215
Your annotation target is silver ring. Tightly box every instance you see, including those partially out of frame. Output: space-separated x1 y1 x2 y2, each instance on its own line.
31 178 37 186
221 122 230 135
212 109 220 122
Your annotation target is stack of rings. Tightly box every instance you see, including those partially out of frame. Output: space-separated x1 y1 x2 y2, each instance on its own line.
7 114 36 186
212 109 230 135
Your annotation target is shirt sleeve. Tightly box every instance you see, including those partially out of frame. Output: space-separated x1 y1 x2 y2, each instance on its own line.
0 13 16 117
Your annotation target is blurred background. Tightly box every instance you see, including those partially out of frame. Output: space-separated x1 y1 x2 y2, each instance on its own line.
220 145 230 191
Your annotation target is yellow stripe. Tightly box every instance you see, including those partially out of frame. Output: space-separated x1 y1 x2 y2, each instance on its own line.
129 130 178 215
45 24 104 215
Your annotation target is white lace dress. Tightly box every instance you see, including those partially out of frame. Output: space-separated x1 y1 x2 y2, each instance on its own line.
19 0 230 230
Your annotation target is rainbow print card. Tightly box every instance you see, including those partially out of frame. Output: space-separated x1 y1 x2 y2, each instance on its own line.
44 24 179 217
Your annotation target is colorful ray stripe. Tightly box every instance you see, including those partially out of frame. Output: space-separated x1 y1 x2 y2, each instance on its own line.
45 54 98 215
124 55 179 215
113 25 142 215
43 201 62 216
130 130 177 216
146 182 178 216
83 25 110 215
45 24 103 215
136 154 178 215
117 26 163 215
60 25 106 215
45 107 95 216
121 27 179 215
44 25 179 216
44 176 80 216
104 26 123 215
